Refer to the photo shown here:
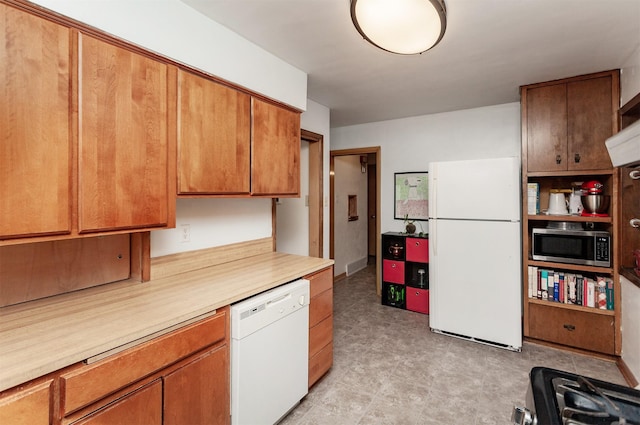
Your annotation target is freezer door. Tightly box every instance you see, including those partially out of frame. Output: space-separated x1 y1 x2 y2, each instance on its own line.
429 157 520 221
428 219 522 349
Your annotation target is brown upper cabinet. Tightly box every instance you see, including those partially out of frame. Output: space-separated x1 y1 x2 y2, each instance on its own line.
0 2 177 244
251 97 301 196
177 70 251 195
522 70 619 172
78 33 176 233
177 70 301 197
0 4 73 239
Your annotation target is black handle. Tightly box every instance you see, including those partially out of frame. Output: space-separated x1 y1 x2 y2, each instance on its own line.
574 153 581 163
563 324 576 331
556 155 562 165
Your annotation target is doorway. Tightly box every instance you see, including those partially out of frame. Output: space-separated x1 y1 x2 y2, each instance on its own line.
330 147 381 296
274 129 323 258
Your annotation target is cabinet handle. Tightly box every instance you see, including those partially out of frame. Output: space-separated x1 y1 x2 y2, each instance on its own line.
556 155 562 165
630 169 640 180
631 218 640 229
574 153 580 163
563 324 576 331
415 241 420 246
391 263 396 268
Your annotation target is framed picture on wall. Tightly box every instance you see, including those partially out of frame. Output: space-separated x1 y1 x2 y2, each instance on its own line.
394 172 428 220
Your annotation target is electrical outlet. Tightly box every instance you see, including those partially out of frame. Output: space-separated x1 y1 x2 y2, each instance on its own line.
180 224 190 243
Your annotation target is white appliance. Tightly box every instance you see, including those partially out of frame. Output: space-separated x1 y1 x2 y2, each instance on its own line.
231 279 310 425
428 157 522 351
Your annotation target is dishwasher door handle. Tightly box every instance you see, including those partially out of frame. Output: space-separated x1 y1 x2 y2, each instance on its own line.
266 293 291 306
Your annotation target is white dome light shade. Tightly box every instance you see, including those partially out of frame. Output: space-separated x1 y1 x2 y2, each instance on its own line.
351 0 447 55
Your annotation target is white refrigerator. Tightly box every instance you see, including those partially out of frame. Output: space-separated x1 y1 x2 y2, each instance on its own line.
428 157 522 351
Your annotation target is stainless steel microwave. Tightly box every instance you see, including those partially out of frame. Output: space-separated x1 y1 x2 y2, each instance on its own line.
531 228 611 267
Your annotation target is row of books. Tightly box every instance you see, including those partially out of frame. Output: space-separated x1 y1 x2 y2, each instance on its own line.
527 266 614 310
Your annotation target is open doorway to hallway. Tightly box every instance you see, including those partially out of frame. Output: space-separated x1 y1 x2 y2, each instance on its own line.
330 147 381 296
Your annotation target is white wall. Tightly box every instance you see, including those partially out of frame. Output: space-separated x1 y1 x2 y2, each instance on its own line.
334 156 368 276
151 199 272 258
331 102 521 234
28 0 307 111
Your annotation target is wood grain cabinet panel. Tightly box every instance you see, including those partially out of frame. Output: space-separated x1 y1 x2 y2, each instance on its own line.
306 267 333 388
251 98 300 196
177 70 251 195
71 380 162 425
0 4 72 239
523 71 618 172
0 380 51 425
163 345 230 425
78 33 175 233
61 311 226 415
528 303 615 355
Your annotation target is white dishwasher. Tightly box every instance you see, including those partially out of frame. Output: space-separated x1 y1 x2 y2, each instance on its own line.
231 278 310 425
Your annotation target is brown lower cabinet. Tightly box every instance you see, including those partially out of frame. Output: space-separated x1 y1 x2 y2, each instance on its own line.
0 380 52 425
0 308 230 425
306 266 334 388
71 380 163 425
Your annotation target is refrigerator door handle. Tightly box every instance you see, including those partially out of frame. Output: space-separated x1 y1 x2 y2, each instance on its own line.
431 220 437 256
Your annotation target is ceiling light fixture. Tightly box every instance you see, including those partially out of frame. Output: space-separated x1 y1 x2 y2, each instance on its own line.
350 0 447 55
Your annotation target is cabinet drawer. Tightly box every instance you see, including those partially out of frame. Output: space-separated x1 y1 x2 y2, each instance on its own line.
0 380 51 425
309 316 332 358
310 288 332 328
406 238 428 263
406 288 429 314
61 311 227 415
383 259 405 284
528 303 615 354
309 341 333 389
308 267 333 298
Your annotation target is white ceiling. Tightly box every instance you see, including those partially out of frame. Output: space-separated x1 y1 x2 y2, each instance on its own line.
180 0 640 128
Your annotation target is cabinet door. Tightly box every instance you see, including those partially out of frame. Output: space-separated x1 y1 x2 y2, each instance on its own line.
251 98 300 196
178 70 250 194
0 4 72 239
78 33 174 233
567 76 614 171
163 345 230 425
72 380 162 425
0 381 51 425
525 83 567 172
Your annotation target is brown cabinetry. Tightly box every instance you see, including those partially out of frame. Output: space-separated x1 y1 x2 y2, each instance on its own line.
0 380 52 425
61 309 229 425
176 72 300 197
177 70 251 195
306 266 333 388
523 70 619 172
78 33 176 233
0 4 72 240
70 380 163 425
251 98 301 196
1 2 177 244
521 70 621 356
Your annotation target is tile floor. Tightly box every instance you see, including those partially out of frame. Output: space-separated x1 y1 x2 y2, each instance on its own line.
281 264 627 425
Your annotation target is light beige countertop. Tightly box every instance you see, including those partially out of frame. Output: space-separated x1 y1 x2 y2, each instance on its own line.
0 252 333 392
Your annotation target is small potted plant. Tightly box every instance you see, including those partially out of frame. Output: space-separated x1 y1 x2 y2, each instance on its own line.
404 214 416 234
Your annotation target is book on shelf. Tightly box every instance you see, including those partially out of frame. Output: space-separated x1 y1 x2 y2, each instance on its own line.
527 183 540 215
526 266 614 310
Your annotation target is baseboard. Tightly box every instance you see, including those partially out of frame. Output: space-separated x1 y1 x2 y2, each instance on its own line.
346 257 367 276
617 357 640 388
